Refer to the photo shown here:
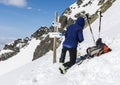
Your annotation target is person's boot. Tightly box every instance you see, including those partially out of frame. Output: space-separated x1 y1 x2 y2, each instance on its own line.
59 63 67 74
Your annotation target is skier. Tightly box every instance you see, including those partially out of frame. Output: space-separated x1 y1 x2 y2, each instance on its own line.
59 17 85 74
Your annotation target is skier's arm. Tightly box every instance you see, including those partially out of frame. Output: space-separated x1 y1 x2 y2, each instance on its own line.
78 29 84 43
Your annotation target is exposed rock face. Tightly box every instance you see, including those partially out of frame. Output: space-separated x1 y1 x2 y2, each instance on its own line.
0 37 30 61
77 0 83 5
0 52 17 61
59 15 67 32
32 35 54 60
62 8 72 15
31 26 49 39
98 0 105 5
67 18 74 26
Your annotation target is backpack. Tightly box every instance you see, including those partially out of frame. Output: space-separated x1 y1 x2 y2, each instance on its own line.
86 38 112 57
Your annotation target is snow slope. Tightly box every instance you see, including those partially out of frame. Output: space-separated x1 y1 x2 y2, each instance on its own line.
0 38 40 76
0 0 120 85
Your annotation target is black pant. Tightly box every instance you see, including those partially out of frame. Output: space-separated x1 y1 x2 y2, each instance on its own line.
59 47 77 69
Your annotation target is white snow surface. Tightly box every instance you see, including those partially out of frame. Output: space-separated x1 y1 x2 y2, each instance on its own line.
0 38 40 76
0 0 120 85
0 49 13 55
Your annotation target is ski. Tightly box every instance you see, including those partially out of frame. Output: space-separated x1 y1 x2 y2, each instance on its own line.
76 54 92 65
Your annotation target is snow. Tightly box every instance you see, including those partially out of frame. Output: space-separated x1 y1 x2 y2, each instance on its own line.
0 0 120 85
0 49 13 55
0 38 40 76
65 0 101 19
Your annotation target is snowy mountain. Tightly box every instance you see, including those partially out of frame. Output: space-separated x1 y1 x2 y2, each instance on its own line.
0 0 119 85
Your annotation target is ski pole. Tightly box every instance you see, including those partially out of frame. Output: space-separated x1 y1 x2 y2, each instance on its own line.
85 14 96 45
98 11 103 38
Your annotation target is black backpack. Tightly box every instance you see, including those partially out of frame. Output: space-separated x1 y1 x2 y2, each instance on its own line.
86 38 112 57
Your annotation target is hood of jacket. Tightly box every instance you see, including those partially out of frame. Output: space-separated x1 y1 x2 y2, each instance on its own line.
75 17 85 28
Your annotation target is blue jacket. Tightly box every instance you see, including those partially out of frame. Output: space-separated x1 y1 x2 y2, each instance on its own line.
63 17 85 48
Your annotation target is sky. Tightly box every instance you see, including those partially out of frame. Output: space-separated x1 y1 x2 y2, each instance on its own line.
0 0 76 39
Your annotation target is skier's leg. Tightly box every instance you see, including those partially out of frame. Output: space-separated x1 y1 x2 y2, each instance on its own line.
64 48 77 68
69 48 77 65
59 47 67 63
59 47 68 74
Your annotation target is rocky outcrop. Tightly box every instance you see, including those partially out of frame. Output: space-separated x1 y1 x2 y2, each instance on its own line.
77 0 83 6
67 18 74 26
33 35 53 60
59 15 67 32
0 52 17 61
0 37 30 61
31 26 49 39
